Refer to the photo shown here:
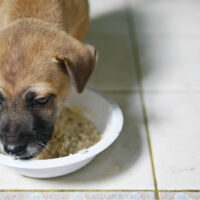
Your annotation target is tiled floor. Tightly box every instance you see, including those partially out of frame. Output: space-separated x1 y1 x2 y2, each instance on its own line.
1 0 200 199
0 192 156 200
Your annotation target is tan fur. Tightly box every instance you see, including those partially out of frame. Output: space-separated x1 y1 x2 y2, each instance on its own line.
0 0 89 40
0 0 96 115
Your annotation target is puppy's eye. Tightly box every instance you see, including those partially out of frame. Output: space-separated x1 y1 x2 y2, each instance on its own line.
34 95 52 105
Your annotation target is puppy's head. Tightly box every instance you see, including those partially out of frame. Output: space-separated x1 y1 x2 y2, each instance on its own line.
0 19 97 159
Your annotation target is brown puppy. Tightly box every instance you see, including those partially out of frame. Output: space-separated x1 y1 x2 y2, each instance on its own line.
0 0 97 159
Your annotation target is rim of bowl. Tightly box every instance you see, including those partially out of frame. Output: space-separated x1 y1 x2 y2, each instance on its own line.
0 87 124 170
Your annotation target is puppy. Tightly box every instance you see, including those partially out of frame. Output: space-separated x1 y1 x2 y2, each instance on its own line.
0 0 97 159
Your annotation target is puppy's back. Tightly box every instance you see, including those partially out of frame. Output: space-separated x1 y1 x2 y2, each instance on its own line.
0 0 89 40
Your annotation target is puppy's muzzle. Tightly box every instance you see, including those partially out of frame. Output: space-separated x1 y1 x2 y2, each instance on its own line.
4 143 26 156
1 131 30 157
2 133 30 156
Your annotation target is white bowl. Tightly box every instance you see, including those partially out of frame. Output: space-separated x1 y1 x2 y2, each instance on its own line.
0 88 123 178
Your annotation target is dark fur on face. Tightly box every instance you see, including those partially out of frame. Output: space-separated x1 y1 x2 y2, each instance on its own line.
0 91 58 159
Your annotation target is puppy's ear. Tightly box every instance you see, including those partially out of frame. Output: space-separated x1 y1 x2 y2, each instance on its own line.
55 43 97 93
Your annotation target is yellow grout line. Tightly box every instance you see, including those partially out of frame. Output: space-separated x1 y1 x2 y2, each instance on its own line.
1 189 200 193
95 88 200 95
101 89 140 94
0 189 155 193
140 92 160 200
124 2 160 200
91 87 200 95
140 89 200 95
159 190 200 193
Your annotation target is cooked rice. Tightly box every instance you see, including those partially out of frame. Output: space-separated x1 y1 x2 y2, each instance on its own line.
34 107 101 160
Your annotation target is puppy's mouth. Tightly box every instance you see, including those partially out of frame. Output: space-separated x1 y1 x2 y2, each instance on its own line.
25 141 49 159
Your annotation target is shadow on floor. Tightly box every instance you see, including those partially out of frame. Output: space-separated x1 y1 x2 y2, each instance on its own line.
43 8 150 184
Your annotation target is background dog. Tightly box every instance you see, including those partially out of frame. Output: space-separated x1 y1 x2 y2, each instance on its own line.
0 0 97 159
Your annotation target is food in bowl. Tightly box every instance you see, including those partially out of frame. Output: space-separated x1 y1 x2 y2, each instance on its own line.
34 107 101 160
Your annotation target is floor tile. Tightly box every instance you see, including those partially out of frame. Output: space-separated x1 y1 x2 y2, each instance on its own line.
0 192 156 200
135 37 200 91
88 0 127 35
144 94 200 189
86 34 138 91
86 0 138 90
0 94 154 190
160 192 200 200
89 0 126 21
128 0 200 36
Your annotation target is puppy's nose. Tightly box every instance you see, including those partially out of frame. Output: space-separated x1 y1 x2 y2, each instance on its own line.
4 144 26 155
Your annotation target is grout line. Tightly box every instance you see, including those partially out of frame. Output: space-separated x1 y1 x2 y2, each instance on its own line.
127 33 200 38
127 32 200 39
0 189 155 193
101 89 140 94
159 190 200 193
124 1 160 200
93 88 200 95
141 89 200 95
140 93 160 200
1 189 200 193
